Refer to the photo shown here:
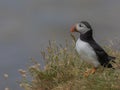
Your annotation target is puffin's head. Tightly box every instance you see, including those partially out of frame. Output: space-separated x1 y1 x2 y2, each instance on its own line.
70 21 92 34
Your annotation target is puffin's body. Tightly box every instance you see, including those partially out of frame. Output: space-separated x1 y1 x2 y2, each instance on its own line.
71 21 115 76
76 37 100 68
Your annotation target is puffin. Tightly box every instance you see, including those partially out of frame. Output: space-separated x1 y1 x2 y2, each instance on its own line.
70 21 116 76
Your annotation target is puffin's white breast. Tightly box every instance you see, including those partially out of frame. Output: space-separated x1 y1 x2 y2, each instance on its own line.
76 38 100 67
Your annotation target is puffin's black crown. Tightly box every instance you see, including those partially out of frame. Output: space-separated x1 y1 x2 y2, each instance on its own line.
80 21 92 29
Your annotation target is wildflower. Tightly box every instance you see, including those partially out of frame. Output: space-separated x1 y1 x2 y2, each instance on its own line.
29 63 40 70
18 69 26 78
4 74 8 79
19 83 23 87
5 87 9 90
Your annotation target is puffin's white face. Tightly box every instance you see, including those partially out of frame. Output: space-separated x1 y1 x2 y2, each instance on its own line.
71 22 91 34
75 23 90 34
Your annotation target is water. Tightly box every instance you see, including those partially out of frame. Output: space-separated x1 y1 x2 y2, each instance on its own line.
0 0 120 89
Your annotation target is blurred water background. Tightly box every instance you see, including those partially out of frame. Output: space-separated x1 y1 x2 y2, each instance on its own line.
0 0 120 89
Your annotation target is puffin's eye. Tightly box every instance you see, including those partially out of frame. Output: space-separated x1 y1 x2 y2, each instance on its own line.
79 24 82 27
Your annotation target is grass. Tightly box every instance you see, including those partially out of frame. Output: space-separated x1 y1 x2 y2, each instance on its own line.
19 34 120 90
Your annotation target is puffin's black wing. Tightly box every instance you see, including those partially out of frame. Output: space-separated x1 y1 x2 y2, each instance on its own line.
88 40 115 67
80 30 115 67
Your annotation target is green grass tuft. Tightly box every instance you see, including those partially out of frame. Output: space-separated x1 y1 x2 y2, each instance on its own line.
19 35 120 90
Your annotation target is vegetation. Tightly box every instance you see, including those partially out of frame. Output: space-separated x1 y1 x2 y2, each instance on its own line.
19 34 120 90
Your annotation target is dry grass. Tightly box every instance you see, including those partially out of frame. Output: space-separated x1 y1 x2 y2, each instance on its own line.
19 35 120 90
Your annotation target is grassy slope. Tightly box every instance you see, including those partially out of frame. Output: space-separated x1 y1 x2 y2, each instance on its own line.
19 36 120 90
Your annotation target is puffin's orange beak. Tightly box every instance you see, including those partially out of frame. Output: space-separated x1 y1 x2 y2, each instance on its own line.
70 25 76 32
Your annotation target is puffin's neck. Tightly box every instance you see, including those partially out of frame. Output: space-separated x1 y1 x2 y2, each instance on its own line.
80 30 93 42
